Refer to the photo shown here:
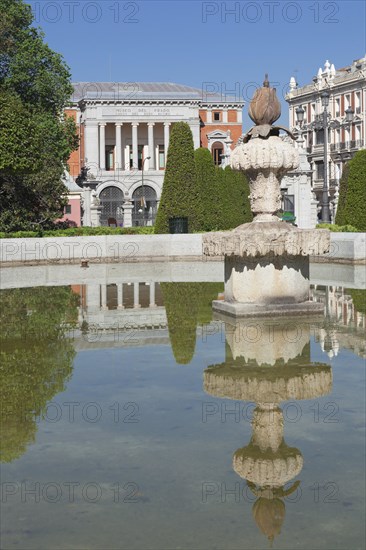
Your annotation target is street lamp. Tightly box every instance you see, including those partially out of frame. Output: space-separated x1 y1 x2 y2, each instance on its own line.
320 91 331 223
295 105 305 126
140 156 151 226
345 106 354 124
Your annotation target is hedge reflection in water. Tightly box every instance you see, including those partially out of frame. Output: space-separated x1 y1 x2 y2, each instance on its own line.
0 287 79 462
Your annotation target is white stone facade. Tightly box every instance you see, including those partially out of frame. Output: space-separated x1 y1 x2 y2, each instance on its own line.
286 56 366 216
68 82 244 227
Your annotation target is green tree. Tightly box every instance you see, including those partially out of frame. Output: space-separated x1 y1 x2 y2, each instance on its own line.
0 286 79 462
217 166 253 229
191 148 220 231
154 122 197 233
339 150 366 231
0 0 78 231
335 162 350 227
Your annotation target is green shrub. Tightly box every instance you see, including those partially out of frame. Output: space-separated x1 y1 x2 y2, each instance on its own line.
217 166 253 230
191 148 220 232
316 223 360 232
0 226 155 238
335 150 366 231
154 122 197 233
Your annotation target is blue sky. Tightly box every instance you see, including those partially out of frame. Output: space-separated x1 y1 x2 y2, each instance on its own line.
28 0 366 126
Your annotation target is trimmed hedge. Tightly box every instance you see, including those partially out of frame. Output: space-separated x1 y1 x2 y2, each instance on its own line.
155 122 197 233
217 166 253 229
0 226 155 238
316 224 360 232
335 150 366 231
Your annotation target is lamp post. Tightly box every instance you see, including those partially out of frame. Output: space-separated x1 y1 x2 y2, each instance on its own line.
320 91 331 223
139 156 151 226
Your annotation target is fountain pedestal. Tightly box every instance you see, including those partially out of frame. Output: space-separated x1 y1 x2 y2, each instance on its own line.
204 219 330 317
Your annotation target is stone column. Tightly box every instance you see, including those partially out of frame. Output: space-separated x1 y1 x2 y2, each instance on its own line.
122 200 133 228
117 284 124 309
206 109 212 123
99 123 106 170
90 191 102 227
101 284 108 310
149 283 156 308
82 187 92 226
133 282 141 308
189 121 200 149
115 123 122 171
148 123 155 169
223 109 228 123
84 122 99 173
164 122 171 164
132 123 139 170
125 145 130 171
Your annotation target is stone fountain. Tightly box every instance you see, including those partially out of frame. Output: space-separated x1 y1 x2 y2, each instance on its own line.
203 76 330 317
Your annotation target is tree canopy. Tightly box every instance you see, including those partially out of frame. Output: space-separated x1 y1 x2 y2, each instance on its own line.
0 0 78 231
337 150 366 231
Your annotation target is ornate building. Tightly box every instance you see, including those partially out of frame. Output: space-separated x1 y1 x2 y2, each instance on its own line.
62 82 244 227
286 56 366 217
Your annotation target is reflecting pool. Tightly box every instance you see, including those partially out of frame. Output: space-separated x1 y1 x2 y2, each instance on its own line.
0 264 365 550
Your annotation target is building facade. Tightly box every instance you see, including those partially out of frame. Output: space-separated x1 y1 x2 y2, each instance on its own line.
65 82 244 227
286 56 366 218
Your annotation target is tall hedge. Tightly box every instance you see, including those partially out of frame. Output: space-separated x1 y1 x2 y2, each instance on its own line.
154 122 197 233
335 162 350 226
217 166 253 229
341 150 366 231
191 148 220 231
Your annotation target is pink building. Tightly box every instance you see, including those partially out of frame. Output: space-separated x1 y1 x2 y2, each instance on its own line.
57 172 82 226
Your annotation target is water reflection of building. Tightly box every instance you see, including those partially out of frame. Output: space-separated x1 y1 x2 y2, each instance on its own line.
311 286 366 358
204 317 332 545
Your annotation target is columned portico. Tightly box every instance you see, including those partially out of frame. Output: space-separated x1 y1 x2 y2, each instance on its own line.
148 123 155 169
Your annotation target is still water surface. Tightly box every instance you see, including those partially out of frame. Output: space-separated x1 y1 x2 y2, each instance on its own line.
1 277 365 550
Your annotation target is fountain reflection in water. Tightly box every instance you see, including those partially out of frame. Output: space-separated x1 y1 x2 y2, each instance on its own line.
204 315 332 545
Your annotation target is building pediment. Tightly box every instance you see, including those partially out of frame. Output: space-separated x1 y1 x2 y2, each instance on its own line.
207 130 229 140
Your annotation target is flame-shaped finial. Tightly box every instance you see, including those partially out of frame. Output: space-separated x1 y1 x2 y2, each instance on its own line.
248 74 281 126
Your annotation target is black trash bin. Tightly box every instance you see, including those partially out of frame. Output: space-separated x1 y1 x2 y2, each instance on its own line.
169 217 188 234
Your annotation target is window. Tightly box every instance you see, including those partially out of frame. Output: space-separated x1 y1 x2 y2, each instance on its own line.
355 92 361 113
105 146 114 171
212 142 224 165
345 94 351 110
213 111 221 121
335 97 340 117
65 205 72 214
283 194 295 214
311 103 316 121
158 145 165 170
316 161 324 180
316 129 324 145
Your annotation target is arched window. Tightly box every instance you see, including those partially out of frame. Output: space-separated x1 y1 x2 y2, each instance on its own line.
212 141 224 166
99 186 124 226
132 185 157 227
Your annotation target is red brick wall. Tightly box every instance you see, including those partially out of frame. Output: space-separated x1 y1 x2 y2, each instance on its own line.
199 109 242 149
65 108 83 177
228 110 237 123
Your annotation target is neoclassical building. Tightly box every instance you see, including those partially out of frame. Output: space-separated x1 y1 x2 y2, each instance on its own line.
286 56 366 210
63 82 244 226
